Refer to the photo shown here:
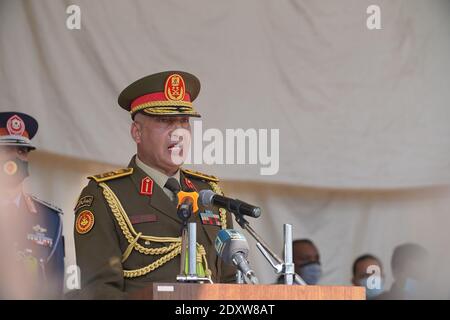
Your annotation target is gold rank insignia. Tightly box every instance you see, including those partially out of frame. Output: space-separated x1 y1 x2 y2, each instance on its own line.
88 168 133 183
76 210 95 234
164 74 185 101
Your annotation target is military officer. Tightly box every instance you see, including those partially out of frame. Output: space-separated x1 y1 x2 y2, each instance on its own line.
0 112 65 299
73 71 236 299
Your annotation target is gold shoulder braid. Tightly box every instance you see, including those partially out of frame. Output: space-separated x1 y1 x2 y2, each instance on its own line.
89 168 133 183
181 169 219 182
99 182 211 279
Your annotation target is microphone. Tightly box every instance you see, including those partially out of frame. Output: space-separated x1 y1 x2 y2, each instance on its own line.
177 191 199 221
215 229 259 284
199 190 261 218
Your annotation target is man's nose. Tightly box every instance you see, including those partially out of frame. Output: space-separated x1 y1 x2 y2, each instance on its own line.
170 126 191 142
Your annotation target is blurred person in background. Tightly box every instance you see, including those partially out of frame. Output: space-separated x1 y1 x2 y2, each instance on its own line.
351 254 385 299
377 243 430 300
0 112 65 299
277 238 322 285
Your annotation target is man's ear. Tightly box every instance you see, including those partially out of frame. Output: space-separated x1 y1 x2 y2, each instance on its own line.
131 121 141 144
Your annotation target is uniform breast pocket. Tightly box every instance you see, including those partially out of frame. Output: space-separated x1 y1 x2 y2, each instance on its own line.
126 213 180 271
129 214 158 232
129 213 179 239
129 214 157 224
127 214 159 264
197 210 223 245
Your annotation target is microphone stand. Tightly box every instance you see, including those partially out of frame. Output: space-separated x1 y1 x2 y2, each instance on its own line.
178 218 189 277
176 203 212 284
235 270 244 284
234 214 307 285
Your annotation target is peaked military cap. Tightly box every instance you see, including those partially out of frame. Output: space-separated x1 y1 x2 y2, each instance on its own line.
118 71 201 118
0 112 38 150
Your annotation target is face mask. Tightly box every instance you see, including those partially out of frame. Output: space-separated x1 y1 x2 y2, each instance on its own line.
298 262 322 285
0 157 29 187
359 276 384 299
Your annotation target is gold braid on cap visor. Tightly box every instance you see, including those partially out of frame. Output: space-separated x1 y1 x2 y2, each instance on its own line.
130 101 200 116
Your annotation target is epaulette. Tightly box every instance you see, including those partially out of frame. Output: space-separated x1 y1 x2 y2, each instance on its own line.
88 168 133 183
31 195 63 214
181 168 219 182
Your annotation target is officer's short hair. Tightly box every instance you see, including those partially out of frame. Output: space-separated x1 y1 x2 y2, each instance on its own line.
293 239 316 247
352 254 382 276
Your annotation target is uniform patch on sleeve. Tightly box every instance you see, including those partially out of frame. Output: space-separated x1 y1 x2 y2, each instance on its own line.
74 195 94 211
76 210 95 234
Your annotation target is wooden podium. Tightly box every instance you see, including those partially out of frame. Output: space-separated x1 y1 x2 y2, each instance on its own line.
129 283 365 300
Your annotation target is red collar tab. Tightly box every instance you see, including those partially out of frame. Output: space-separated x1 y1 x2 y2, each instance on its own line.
140 176 154 196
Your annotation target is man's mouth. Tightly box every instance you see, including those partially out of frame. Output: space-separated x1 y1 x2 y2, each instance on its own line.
168 142 183 152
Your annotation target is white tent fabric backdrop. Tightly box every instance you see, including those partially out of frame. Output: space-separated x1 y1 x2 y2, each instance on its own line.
1 0 450 187
2 0 450 296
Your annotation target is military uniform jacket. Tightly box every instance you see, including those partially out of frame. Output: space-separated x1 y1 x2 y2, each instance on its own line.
73 156 236 299
0 194 65 299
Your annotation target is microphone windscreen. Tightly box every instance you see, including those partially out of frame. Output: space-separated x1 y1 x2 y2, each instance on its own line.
214 229 249 264
198 189 215 207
